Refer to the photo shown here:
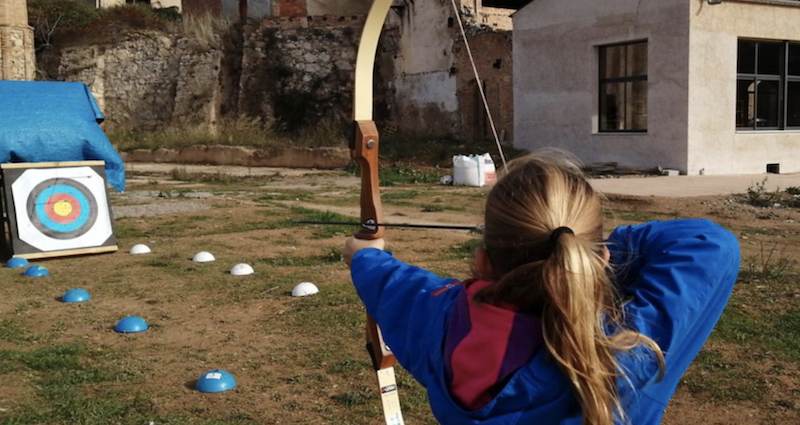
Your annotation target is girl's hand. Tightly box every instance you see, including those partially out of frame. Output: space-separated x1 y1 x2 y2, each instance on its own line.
343 237 386 266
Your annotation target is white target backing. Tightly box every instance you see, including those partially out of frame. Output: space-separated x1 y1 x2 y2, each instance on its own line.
1 162 116 258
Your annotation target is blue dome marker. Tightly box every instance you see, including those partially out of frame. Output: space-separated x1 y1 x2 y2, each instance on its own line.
6 257 29 268
62 288 91 303
196 369 237 393
24 265 49 277
114 316 149 333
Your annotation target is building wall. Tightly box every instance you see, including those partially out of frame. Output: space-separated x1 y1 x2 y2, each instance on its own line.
513 0 690 172
100 0 183 12
0 0 35 80
454 31 513 142
386 0 513 138
387 0 460 136
687 0 800 175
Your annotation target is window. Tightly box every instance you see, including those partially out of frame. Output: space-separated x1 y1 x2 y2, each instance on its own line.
737 39 800 130
599 41 648 132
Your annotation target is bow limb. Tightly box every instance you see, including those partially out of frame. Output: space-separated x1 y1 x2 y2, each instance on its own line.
352 2 405 424
353 0 395 375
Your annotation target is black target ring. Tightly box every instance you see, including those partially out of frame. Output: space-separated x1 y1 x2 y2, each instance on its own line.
26 178 98 240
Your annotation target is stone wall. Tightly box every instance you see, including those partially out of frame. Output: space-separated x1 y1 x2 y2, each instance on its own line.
35 7 510 143
39 33 223 131
238 16 362 130
0 24 35 80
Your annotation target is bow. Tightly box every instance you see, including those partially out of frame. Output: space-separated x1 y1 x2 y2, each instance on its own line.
351 0 404 424
350 1 507 422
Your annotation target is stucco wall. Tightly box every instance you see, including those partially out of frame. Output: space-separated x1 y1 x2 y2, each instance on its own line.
688 0 800 175
389 0 459 135
513 0 690 171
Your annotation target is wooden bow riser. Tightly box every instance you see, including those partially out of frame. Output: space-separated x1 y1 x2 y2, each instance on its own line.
353 120 396 371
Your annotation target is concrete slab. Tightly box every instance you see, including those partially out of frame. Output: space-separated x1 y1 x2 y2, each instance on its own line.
590 174 800 197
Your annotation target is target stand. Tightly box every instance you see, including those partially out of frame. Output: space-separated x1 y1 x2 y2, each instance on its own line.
0 161 117 260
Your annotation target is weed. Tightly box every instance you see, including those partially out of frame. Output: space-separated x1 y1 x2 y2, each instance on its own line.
740 242 795 282
744 178 782 208
420 204 445 213
179 13 229 51
786 187 800 196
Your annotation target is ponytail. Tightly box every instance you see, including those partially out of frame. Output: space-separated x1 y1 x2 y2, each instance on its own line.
474 153 664 425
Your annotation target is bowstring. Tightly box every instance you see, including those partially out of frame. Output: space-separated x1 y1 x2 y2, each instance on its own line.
449 0 508 172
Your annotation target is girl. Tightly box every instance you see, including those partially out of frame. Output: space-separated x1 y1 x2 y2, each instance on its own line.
343 153 740 425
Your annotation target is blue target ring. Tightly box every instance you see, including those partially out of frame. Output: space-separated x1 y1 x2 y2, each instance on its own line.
26 179 98 240
34 185 92 233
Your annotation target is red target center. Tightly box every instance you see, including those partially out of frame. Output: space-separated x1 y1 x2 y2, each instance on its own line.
45 194 81 224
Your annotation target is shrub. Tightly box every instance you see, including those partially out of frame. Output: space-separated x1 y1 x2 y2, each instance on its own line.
28 1 180 48
27 0 103 48
744 178 781 208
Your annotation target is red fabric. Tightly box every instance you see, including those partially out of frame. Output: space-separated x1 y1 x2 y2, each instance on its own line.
449 280 518 409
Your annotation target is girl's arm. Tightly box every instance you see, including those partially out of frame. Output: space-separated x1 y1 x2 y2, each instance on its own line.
350 248 460 384
607 219 740 404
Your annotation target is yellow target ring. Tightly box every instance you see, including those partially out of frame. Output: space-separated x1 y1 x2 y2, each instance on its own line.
53 200 73 217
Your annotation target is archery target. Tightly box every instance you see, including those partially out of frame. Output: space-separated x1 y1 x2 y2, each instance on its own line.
10 167 113 252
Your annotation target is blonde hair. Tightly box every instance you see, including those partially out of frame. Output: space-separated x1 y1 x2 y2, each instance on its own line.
473 152 664 425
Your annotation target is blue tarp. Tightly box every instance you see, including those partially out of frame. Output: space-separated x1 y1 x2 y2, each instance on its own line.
0 81 125 192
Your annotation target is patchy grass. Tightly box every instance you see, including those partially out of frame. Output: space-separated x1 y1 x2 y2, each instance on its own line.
682 348 769 402
4 169 800 424
258 249 343 267
109 118 347 152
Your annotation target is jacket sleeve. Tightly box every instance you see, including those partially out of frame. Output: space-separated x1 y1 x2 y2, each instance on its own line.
607 219 740 406
350 248 460 383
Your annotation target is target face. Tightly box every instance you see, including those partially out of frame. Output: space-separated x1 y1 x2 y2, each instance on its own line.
28 179 98 239
9 166 113 253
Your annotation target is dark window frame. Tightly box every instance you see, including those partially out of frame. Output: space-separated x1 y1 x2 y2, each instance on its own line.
737 39 800 131
598 40 648 133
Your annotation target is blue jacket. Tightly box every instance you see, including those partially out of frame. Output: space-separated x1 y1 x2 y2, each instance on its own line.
351 219 740 424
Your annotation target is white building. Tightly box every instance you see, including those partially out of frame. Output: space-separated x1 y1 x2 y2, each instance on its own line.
513 0 800 175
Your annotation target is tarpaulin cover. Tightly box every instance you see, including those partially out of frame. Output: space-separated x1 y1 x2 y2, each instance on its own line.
0 81 125 192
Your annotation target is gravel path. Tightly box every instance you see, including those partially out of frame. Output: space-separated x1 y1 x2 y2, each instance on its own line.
112 201 212 218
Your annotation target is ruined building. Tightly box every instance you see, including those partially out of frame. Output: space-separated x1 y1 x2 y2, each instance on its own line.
37 0 513 143
380 0 514 142
0 0 35 80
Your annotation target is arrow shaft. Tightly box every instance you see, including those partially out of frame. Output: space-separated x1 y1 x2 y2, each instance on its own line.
294 220 482 232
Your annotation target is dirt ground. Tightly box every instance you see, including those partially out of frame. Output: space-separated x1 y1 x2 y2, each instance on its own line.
0 167 798 425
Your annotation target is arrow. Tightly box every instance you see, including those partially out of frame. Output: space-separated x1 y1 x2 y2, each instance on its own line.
294 219 484 234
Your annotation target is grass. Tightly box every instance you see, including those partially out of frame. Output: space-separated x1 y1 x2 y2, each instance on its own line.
6 168 800 424
109 118 347 152
169 168 280 185
258 248 343 267
682 348 769 402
